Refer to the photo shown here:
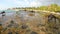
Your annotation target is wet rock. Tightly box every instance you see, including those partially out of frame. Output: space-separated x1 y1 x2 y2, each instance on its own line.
45 28 48 31
28 13 34 16
53 26 59 30
31 31 38 34
48 14 57 23
21 25 28 29
14 24 19 28
15 32 19 34
7 20 15 27
8 32 12 34
1 11 5 14
57 32 60 34
41 28 46 32
26 29 31 32
2 28 7 32
47 32 52 34
1 11 5 16
7 20 19 28
10 20 15 24
30 11 35 13
8 24 12 27
25 29 31 34
37 24 45 27
0 24 2 26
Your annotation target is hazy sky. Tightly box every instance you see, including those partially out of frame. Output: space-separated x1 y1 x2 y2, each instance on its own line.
0 0 60 9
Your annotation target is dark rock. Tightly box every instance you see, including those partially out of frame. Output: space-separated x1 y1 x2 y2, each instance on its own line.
47 33 52 34
3 28 7 32
41 28 46 32
8 32 12 34
58 32 60 34
30 11 35 13
0 24 2 26
25 29 31 34
8 24 12 27
10 20 14 24
1 11 5 16
21 25 28 29
15 32 19 34
1 11 5 14
53 26 59 30
31 31 38 34
37 24 45 27
46 28 49 31
26 29 31 32
48 14 57 23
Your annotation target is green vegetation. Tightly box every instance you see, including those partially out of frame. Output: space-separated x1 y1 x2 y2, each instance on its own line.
27 4 59 12
39 4 60 12
17 4 60 12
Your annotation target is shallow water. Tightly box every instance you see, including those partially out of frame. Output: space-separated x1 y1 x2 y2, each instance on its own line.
0 10 41 24
0 10 60 34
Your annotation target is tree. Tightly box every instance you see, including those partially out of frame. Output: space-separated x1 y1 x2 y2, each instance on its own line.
39 6 48 10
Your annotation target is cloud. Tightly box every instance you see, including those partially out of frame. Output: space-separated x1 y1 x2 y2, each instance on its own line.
29 1 41 7
12 0 41 7
0 5 7 10
0 0 60 9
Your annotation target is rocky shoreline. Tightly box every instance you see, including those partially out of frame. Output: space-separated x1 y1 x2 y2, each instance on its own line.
0 10 60 34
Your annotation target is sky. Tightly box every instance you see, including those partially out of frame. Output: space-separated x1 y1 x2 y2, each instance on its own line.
0 0 60 10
